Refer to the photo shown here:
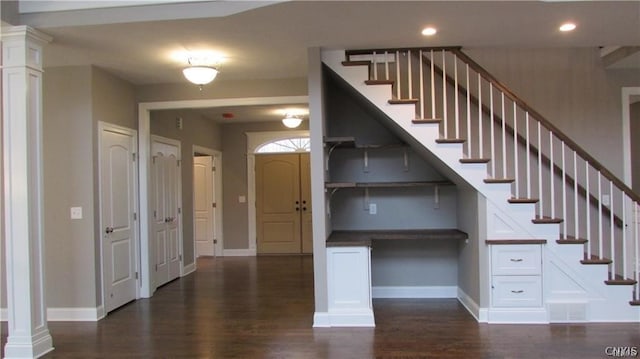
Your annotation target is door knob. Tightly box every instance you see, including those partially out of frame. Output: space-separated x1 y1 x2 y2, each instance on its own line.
303 207 307 211
105 227 113 234
295 207 300 211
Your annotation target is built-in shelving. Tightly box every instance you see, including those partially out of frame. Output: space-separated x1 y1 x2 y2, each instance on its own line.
325 181 453 189
326 229 469 247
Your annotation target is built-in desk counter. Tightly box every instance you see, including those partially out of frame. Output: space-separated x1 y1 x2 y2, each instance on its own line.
326 229 469 247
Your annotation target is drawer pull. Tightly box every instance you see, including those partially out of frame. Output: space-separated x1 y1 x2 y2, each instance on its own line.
510 258 523 262
511 290 524 294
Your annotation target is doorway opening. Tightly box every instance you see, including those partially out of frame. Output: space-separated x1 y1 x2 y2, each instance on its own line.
193 146 223 258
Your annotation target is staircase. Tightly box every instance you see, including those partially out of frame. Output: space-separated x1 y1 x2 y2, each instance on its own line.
322 48 640 322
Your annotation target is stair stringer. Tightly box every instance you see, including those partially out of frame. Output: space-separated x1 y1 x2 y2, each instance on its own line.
545 241 639 322
322 49 640 322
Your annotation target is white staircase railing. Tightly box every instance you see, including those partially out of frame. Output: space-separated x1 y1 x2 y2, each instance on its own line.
344 47 639 304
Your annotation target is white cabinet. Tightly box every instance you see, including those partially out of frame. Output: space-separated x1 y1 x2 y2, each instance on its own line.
490 244 542 308
326 246 375 326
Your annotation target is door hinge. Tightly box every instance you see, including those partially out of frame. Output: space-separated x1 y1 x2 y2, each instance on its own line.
178 208 182 214
133 212 137 221
212 166 216 172
179 254 182 261
153 210 157 218
177 160 181 167
155 264 158 271
152 156 157 164
135 272 139 280
213 239 218 244
212 202 217 208
132 153 137 162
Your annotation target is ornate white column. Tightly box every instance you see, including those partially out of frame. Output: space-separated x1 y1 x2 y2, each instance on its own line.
2 25 54 358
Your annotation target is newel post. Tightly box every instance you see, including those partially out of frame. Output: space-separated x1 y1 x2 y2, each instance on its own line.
2 25 54 358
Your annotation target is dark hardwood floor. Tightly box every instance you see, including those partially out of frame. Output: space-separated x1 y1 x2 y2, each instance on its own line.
2 256 639 358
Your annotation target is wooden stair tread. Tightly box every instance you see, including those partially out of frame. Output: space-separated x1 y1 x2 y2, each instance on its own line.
388 98 419 105
412 118 441 124
484 178 514 184
460 158 490 164
556 238 588 244
580 254 612 265
365 79 394 85
532 217 563 224
630 300 640 306
605 279 637 285
436 138 466 144
342 60 371 66
508 198 539 204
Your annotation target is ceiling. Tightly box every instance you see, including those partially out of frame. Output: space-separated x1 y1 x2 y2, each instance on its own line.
6 1 640 122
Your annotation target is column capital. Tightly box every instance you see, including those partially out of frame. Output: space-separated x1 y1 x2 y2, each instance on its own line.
2 25 52 71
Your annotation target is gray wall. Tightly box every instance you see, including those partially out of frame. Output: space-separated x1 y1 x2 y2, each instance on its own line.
465 48 640 179
0 1 19 25
220 121 309 250
43 66 97 308
150 109 221 266
632 102 640 194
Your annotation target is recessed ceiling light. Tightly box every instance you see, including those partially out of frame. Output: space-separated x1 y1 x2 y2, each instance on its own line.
421 27 437 36
559 23 576 32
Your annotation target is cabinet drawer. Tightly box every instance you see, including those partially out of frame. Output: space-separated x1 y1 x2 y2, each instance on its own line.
492 275 542 307
491 245 541 276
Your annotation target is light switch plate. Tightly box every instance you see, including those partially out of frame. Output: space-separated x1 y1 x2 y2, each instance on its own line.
70 206 83 219
369 203 377 215
238 195 246 203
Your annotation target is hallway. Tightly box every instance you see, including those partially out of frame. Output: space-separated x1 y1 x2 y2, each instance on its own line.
2 256 639 358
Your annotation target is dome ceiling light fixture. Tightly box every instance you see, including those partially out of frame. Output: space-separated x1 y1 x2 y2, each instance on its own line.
282 113 303 128
183 57 218 89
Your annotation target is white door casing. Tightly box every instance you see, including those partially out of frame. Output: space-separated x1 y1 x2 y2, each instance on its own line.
194 155 215 256
99 122 139 313
151 136 182 287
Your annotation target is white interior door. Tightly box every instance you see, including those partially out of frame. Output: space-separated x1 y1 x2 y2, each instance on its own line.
100 123 138 313
194 156 215 256
151 137 182 287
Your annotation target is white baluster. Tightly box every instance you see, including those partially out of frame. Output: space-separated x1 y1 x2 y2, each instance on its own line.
622 193 627 280
610 181 615 278
598 173 603 260
466 64 471 157
513 102 519 197
478 74 483 159
574 151 579 240
419 50 424 120
490 85 495 177
550 132 555 219
501 93 507 179
454 53 460 139
430 50 436 120
384 51 389 81
442 50 448 138
407 50 413 100
396 51 401 99
372 51 378 80
586 163 591 258
526 112 531 199
538 122 543 218
562 141 566 239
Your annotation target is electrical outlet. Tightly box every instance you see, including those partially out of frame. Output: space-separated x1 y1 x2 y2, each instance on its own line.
602 194 610 206
70 206 83 219
369 203 377 215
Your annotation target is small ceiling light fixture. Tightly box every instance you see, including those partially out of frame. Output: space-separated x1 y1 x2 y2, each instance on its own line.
559 22 577 32
183 57 218 89
421 27 437 36
282 113 303 128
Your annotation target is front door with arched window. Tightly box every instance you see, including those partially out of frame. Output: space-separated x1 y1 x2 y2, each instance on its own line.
255 137 312 254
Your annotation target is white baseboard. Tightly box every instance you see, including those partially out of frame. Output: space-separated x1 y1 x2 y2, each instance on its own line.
457 287 483 321
223 248 256 256
182 262 196 276
372 286 457 299
313 312 331 327
2 306 104 322
327 309 375 327
487 307 549 324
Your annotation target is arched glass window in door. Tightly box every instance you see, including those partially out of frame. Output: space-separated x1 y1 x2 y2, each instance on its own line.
256 137 310 153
